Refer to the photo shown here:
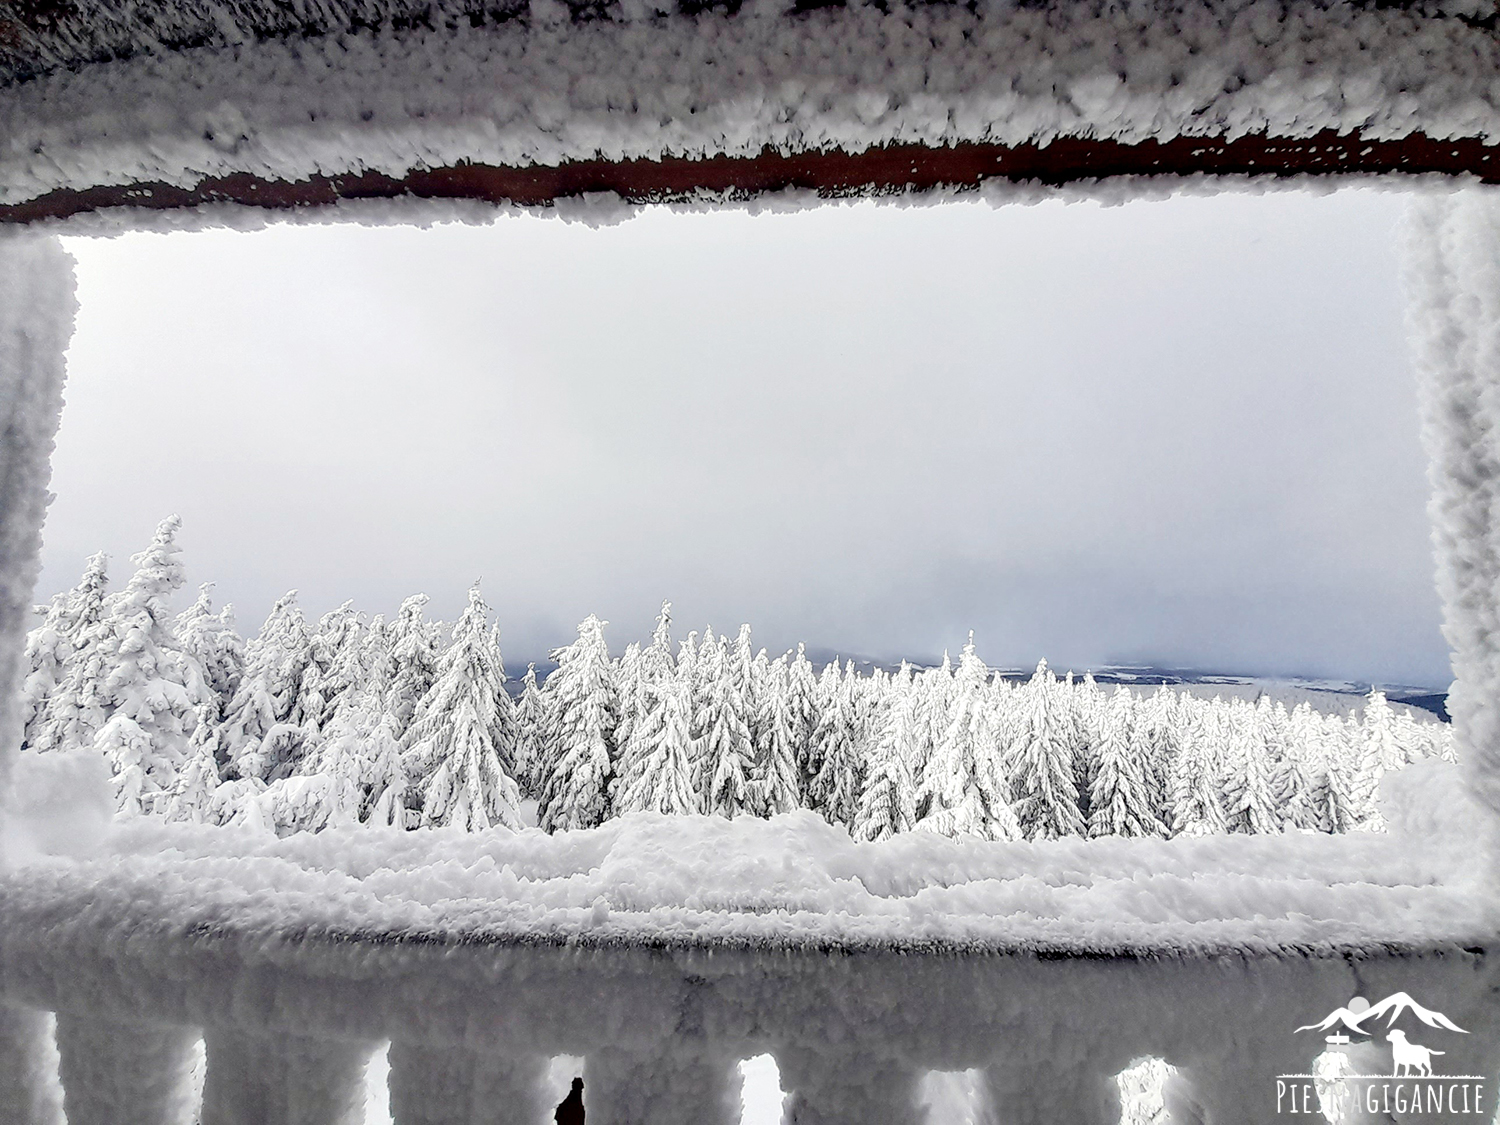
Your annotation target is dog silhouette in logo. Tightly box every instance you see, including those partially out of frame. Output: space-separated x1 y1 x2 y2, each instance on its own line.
554 1075 585 1125
1388 1029 1444 1077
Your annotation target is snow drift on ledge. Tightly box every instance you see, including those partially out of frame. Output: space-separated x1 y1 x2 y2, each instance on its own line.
3 754 1493 957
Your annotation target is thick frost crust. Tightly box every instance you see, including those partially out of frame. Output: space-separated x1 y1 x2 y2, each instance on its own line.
1406 190 1500 838
0 237 73 829
3 0 1500 209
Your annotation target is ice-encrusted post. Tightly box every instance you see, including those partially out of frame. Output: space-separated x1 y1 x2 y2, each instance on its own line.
0 232 74 831
0 232 75 1125
1404 189 1500 877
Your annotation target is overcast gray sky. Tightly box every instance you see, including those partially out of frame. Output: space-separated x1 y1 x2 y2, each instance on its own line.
47 188 1447 685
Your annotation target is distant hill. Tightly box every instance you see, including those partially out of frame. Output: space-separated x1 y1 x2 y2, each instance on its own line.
511 649 1450 722
802 653 1452 723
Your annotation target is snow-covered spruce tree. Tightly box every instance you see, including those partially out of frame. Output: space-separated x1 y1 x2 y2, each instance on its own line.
166 585 245 819
753 653 801 817
1391 707 1433 764
1071 671 1105 824
1137 686 1182 821
615 675 698 815
1349 713 1390 830
1221 699 1278 835
675 628 698 697
404 585 523 831
537 615 616 832
359 612 395 697
364 709 410 828
850 662 883 764
1007 659 1084 840
1169 708 1228 836
294 602 362 738
217 592 309 783
21 597 72 747
1360 690 1408 775
270 604 398 832
915 644 976 831
387 593 442 738
807 662 865 829
924 652 955 752
22 551 110 751
907 661 948 798
741 635 769 766
611 642 645 778
986 673 1018 751
73 517 209 816
690 627 723 741
257 617 321 780
646 600 674 671
613 601 677 809
1087 687 1165 838
260 730 367 834
163 737 222 825
174 584 245 730
1436 722 1459 764
695 634 757 819
730 625 757 712
1306 711 1361 833
915 638 1019 841
786 643 820 797
803 659 843 812
489 625 521 770
512 663 548 799
1267 699 1315 830
314 618 410 830
854 669 920 841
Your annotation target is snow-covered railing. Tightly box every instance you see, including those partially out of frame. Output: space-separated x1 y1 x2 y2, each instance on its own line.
0 777 1497 1125
6 1 1500 223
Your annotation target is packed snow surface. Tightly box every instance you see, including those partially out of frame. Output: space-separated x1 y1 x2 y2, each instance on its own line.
4 757 1492 956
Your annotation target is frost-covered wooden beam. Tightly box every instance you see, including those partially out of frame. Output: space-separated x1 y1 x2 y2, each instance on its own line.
5 1 1500 223
2 130 1498 223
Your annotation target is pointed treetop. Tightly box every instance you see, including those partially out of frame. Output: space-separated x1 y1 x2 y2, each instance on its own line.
651 601 672 649
120 515 187 602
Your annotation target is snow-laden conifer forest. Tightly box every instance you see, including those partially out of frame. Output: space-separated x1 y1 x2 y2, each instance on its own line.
21 517 1453 842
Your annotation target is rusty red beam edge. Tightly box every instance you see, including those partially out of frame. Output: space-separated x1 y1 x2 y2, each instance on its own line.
3 128 1497 223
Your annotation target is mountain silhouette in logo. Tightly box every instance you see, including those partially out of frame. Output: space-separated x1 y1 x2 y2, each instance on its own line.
1296 992 1468 1037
